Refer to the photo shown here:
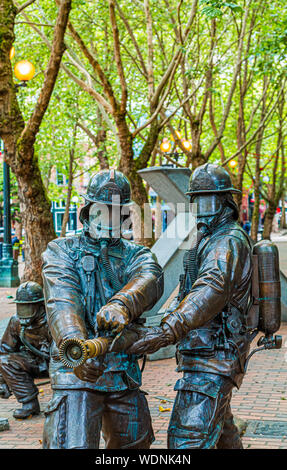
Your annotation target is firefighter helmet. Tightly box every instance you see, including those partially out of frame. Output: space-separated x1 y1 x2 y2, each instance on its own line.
82 169 132 206
13 282 44 304
186 163 241 196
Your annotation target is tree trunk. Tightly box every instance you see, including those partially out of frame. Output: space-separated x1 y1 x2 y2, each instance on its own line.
117 114 160 246
191 150 206 169
251 159 260 242
280 193 286 229
250 77 268 241
262 203 276 240
129 171 154 246
14 219 22 241
78 111 109 170
16 161 56 284
0 0 71 284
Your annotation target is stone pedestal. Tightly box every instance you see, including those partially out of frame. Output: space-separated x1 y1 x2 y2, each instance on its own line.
138 166 194 360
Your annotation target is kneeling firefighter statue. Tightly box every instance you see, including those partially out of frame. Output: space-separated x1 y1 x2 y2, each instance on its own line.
42 169 164 449
127 163 282 449
0 282 51 419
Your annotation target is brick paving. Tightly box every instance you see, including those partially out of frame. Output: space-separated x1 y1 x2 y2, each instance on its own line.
0 324 287 449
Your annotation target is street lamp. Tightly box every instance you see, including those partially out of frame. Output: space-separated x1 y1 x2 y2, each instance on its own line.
182 139 192 151
160 139 172 153
0 53 35 287
71 196 79 204
9 47 15 60
228 159 238 170
160 135 192 166
14 60 35 90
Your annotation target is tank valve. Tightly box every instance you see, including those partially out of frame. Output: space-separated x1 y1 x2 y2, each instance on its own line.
257 334 282 349
244 334 282 373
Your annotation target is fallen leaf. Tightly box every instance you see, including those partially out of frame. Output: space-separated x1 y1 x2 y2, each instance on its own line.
159 406 171 412
39 439 42 445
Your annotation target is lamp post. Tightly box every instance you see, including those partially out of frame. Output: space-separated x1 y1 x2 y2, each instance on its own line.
71 196 79 234
0 52 35 287
0 140 20 286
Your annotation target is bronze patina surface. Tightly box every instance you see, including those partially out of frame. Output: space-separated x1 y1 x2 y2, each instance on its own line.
0 282 51 419
128 164 256 449
42 169 164 449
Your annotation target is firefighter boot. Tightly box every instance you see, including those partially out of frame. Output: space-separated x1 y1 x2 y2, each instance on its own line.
13 398 40 419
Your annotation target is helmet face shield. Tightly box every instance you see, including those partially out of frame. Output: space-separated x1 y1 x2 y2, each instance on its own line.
17 303 35 319
16 303 39 326
192 194 223 218
88 202 121 239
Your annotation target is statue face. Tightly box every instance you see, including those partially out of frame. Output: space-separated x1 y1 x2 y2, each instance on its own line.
88 202 121 240
16 303 39 326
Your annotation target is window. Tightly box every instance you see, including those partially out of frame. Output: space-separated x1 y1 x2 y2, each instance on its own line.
55 213 64 232
56 170 65 186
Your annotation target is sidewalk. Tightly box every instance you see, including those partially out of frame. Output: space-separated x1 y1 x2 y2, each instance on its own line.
0 324 287 449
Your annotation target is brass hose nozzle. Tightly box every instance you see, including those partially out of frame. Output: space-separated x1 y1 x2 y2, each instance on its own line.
59 336 112 368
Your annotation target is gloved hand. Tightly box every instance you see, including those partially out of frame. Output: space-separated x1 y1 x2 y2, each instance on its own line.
126 324 175 355
0 382 11 399
96 301 130 335
73 357 105 383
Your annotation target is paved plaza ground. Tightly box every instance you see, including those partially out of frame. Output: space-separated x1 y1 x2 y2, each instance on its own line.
0 325 287 449
0 231 287 449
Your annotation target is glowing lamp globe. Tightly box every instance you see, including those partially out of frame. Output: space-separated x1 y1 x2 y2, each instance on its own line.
182 140 192 151
170 130 182 142
229 159 237 169
10 47 15 60
72 196 79 204
14 60 35 81
160 141 171 153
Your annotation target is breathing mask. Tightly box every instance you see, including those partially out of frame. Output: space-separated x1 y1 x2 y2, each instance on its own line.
88 202 122 240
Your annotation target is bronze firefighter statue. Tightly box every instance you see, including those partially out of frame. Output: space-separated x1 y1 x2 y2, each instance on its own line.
0 282 51 419
41 169 164 449
128 163 281 449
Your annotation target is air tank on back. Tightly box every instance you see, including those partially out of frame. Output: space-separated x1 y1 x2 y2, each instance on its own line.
253 239 281 336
